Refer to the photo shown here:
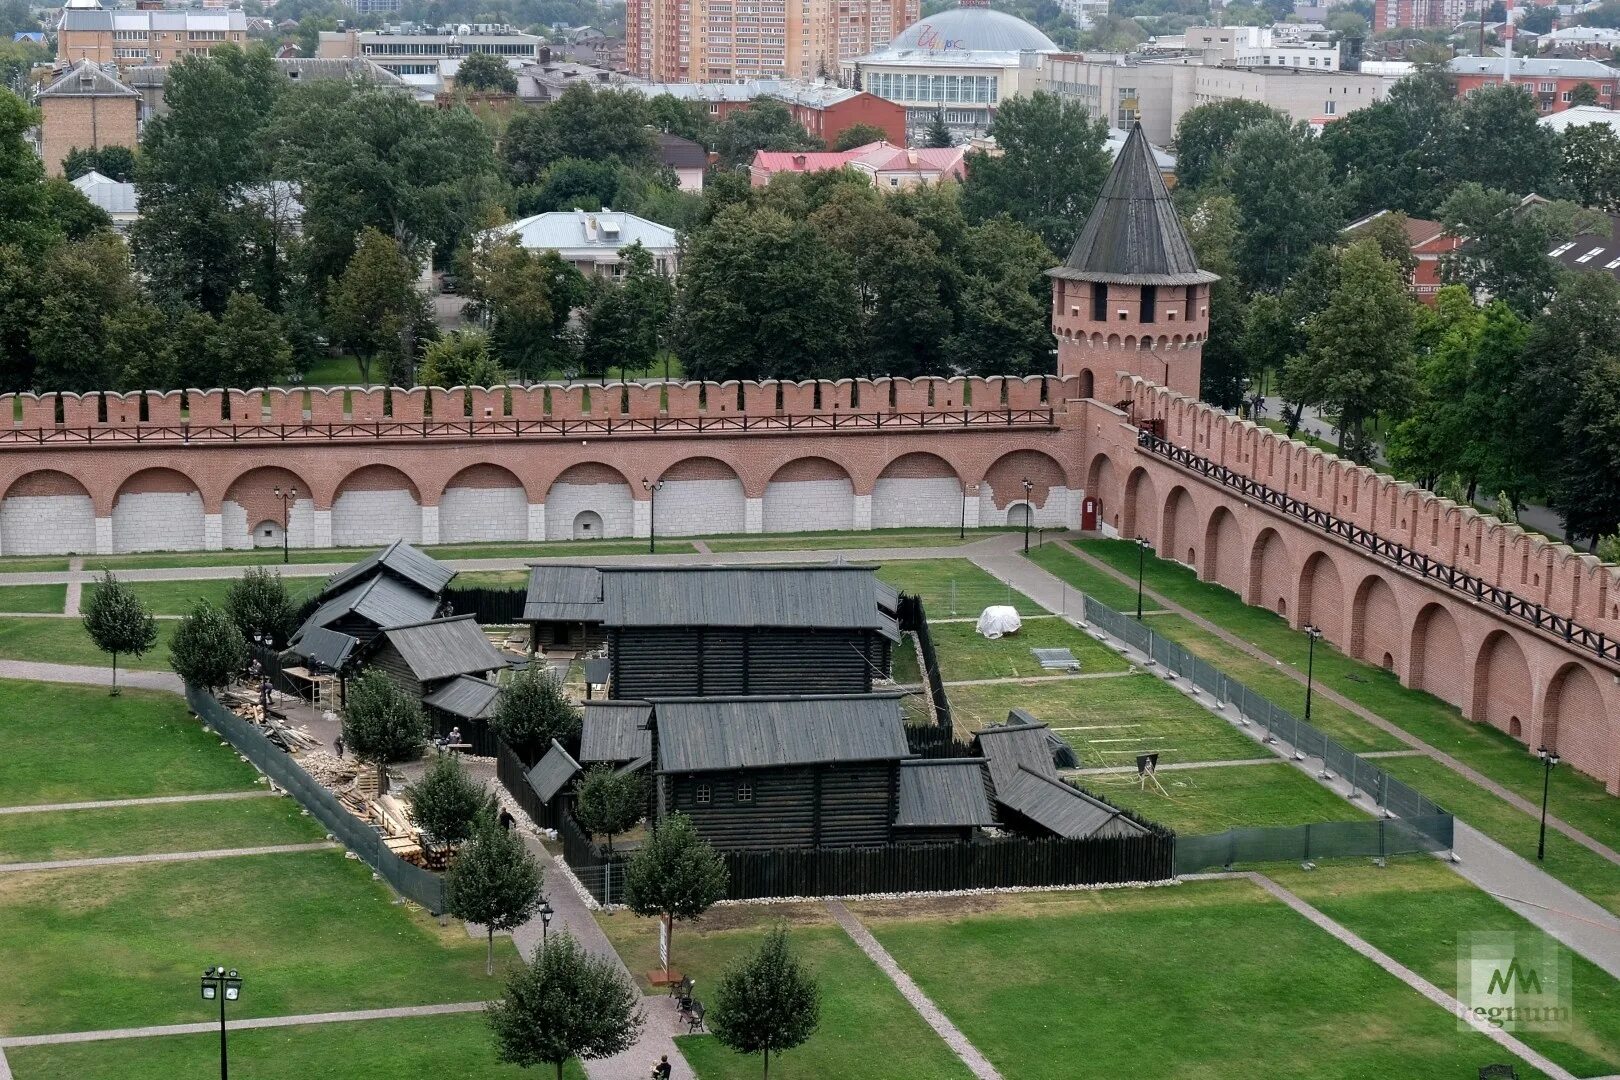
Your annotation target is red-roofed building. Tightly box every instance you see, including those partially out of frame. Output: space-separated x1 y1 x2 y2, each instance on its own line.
1342 210 1461 304
749 141 967 188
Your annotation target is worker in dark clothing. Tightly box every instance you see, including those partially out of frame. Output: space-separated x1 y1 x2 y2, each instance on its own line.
334 734 345 759
498 808 516 832
651 1056 672 1079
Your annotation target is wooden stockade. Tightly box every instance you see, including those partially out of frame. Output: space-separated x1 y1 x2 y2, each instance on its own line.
444 585 526 626
498 741 559 829
897 594 952 730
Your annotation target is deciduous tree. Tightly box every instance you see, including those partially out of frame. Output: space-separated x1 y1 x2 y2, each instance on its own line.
223 567 298 649
712 99 823 167
487 931 643 1080
1226 118 1342 292
448 816 544 975
419 331 505 387
405 754 490 852
341 669 428 793
490 666 580 763
82 571 158 694
169 601 248 693
1172 99 1285 192
573 766 645 855
326 226 432 382
454 50 517 94
623 812 728 981
710 926 821 1080
833 123 888 151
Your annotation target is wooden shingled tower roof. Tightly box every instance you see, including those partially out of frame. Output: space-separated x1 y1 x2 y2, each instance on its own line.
1049 122 1218 288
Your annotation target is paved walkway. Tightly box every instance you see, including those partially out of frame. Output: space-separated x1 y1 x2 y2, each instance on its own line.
825 900 1004 1080
0 842 334 874
508 833 694 1080
971 544 1620 981
63 556 83 616
0 1001 487 1048
1186 871 1578 1080
1044 538 1620 872
0 790 274 815
0 659 182 694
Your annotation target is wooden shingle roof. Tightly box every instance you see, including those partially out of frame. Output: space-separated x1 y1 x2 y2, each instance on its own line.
580 700 654 763
895 758 997 828
379 615 506 683
528 739 582 803
653 693 908 772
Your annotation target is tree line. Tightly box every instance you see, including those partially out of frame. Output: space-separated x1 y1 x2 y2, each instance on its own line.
1171 67 1620 545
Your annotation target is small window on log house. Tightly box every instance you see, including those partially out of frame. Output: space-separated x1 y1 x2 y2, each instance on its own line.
735 781 754 804
695 784 711 806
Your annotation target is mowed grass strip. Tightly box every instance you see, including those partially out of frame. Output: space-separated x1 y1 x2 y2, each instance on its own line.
0 796 322 864
0 584 67 614
1097 761 1370 836
0 681 254 806
594 904 973 1080
0 849 516 1036
1377 757 1620 918
708 527 1011 552
947 673 1263 768
0 617 176 670
925 617 1130 682
83 537 685 572
0 557 71 573
853 880 1548 1080
4 1013 580 1080
83 578 241 617
1070 538 1620 872
875 560 1044 617
1023 543 1142 611
1273 858 1620 1079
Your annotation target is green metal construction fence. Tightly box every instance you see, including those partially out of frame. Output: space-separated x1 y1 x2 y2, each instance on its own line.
187 686 447 914
1079 595 1454 874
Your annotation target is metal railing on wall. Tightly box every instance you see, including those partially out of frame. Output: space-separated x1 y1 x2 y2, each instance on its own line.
1081 594 1454 864
187 685 447 914
1138 428 1620 666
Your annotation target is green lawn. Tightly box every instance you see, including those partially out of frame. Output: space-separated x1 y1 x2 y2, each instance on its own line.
452 569 530 589
1067 538 1620 876
924 616 1130 682
0 681 252 806
5 1013 580 1080
300 353 366 385
0 585 66 613
0 617 176 670
83 538 687 572
946 672 1266 767
1024 544 1143 611
1378 757 1620 919
0 557 71 573
81 577 282 617
1100 761 1370 835
1273 859 1620 1079
594 905 972 1080
875 560 1043 617
0 849 516 1036
708 528 1011 552
0 796 323 863
854 880 1546 1080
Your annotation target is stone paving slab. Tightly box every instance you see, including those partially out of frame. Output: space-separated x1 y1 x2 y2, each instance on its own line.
0 790 276 815
825 899 1004 1080
0 1001 488 1048
0 842 335 874
0 660 182 694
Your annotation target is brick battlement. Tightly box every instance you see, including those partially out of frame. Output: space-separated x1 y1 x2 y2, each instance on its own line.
0 375 1073 441
1118 374 1620 642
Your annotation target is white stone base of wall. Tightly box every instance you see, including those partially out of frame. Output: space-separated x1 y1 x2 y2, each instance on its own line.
979 486 1078 529
853 494 872 530
527 503 546 541
310 509 333 549
420 505 440 546
0 494 95 555
331 489 421 547
440 486 527 543
95 516 112 554
203 513 223 551
762 479 854 533
112 491 206 553
223 499 317 550
872 477 961 529
547 483 633 540
656 478 745 536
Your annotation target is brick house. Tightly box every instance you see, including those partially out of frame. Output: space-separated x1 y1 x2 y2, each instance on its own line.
1449 55 1620 113
1342 210 1461 305
36 59 140 178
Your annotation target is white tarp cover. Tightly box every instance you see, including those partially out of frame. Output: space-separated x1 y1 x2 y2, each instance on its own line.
976 605 1022 639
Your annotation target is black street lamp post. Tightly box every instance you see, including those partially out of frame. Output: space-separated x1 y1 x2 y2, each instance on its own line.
539 900 554 946
1537 746 1560 861
272 486 296 565
1303 625 1323 725
641 478 664 554
200 965 242 1080
1135 537 1149 620
1021 479 1033 552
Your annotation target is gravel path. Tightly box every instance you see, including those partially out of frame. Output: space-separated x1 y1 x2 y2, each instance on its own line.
0 790 275 815
1186 871 1578 1080
63 557 83 616
825 899 1004 1080
0 660 182 694
0 842 335 874
1047 538 1620 871
0 1001 488 1048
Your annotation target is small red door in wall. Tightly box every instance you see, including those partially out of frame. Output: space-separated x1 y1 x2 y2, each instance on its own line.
1082 497 1098 531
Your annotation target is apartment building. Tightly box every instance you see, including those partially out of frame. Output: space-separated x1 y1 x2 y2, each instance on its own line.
1450 55 1620 113
56 0 248 67
626 0 919 82
316 25 544 78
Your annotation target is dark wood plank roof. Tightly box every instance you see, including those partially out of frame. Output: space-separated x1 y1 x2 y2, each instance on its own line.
580 700 654 763
300 573 441 639
287 625 358 671
1050 122 1218 288
528 739 582 803
976 717 1064 792
320 540 455 601
378 615 507 683
524 565 899 639
997 767 1147 839
653 693 908 772
423 674 502 720
895 758 996 828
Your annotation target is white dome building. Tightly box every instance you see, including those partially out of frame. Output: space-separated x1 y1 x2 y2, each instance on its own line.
843 0 1061 140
